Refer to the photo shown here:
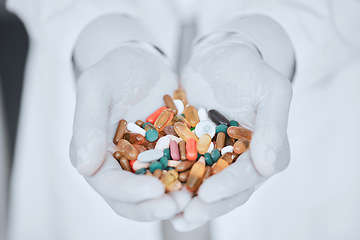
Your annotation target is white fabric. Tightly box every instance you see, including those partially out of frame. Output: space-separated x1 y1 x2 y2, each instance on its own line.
5 0 360 239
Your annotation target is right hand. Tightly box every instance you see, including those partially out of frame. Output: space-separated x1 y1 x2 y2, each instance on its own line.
69 44 180 221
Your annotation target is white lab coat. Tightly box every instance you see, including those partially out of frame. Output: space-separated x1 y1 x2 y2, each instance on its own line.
5 0 360 239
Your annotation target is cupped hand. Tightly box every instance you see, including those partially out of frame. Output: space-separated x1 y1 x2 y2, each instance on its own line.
70 44 180 221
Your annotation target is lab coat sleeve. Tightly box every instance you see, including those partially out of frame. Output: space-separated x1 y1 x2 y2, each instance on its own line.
5 0 180 62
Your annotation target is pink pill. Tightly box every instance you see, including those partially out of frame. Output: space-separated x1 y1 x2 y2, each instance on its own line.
170 140 180 161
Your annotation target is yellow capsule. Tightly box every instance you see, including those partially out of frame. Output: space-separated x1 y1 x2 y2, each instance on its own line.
197 134 212 154
174 122 199 142
186 157 206 192
212 158 229 175
173 89 188 106
117 139 138 161
161 169 179 192
154 109 174 131
233 138 250 154
184 105 200 128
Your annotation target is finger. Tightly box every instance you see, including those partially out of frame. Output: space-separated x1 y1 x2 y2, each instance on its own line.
85 152 165 203
105 194 178 221
168 186 194 212
251 64 292 176
170 213 207 232
184 188 254 223
70 69 111 176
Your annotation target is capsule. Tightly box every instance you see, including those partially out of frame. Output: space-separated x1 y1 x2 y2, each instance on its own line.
123 132 145 145
173 89 188 106
175 160 195 172
215 132 226 150
113 119 127 144
174 122 198 142
186 138 197 161
146 106 167 124
134 144 147 153
113 151 122 161
163 94 178 114
142 139 156 150
226 136 236 146
203 166 212 180
173 114 191 128
169 140 180 161
197 134 212 155
186 157 206 192
233 138 250 154
153 169 162 179
144 122 157 131
227 126 253 140
117 139 138 161
154 109 174 131
161 169 179 192
221 152 239 165
212 158 229 174
208 109 230 126
135 120 145 128
119 156 132 172
179 140 187 161
164 125 177 136
179 170 190 182
184 105 200 128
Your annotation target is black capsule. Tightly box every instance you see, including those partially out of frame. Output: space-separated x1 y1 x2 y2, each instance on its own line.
208 109 231 126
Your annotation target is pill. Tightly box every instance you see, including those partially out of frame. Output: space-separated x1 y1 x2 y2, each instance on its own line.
179 140 187 161
175 160 195 172
167 180 182 192
142 140 156 150
160 156 168 168
215 132 226 150
212 158 229 175
145 129 159 142
229 120 239 127
186 138 197 161
164 125 177 136
167 160 181 167
133 161 151 171
149 161 164 173
123 132 145 145
113 151 122 161
208 109 230 126
163 148 171 159
163 94 178 114
134 144 147 153
127 122 146 136
173 89 188 106
117 139 138 161
197 134 212 155
204 153 214 166
154 109 174 131
174 122 198 142
170 140 180 161
144 122 157 131
113 119 127 144
207 142 214 153
186 157 206 192
211 149 221 162
195 120 216 138
184 105 200 128
153 169 162 179
227 126 253 140
119 156 132 172
135 120 145 127
137 149 163 163
129 160 136 172
135 168 147 175
226 136 236 146
221 152 239 165
216 124 228 134
161 169 178 187
167 135 183 144
145 170 153 176
203 166 212 180
155 136 171 150
233 138 250 154
197 108 209 122
221 145 234 155
146 106 167 124
173 99 184 114
179 170 190 182
173 114 191 128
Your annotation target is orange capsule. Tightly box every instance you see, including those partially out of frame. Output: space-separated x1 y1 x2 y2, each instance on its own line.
175 160 195 172
227 126 253 140
179 170 190 182
197 134 212 155
173 114 191 128
117 139 138 161
154 109 174 132
212 158 229 175
113 151 122 161
186 138 198 161
173 89 188 106
123 132 145 145
233 138 250 154
184 105 200 128
113 119 127 144
186 157 206 192
163 94 178 114
174 122 198 142
215 132 226 150
119 156 132 172
179 140 187 161
135 120 145 128
146 106 167 124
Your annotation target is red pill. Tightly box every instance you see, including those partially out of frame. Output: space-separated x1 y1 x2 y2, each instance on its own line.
146 106 167 124
186 138 197 161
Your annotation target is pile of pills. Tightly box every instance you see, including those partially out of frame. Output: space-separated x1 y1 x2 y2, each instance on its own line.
113 89 252 193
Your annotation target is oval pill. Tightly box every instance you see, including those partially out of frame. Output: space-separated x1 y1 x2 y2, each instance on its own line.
123 132 145 145
154 109 174 131
137 149 163 163
179 170 190 182
186 138 197 161
144 122 157 131
233 138 250 154
211 149 221 163
163 94 178 114
216 124 228 134
170 140 180 161
184 105 200 128
227 126 253 140
215 132 226 150
113 119 127 144
127 122 146 136
173 99 184 114
149 161 164 173
208 109 230 126
174 122 198 142
135 120 145 127
164 125 177 136
134 144 147 153
195 120 216 138
155 136 171 150
145 129 159 142
113 151 122 161
146 106 167 124
186 157 206 192
212 158 229 175
197 134 212 155
119 156 132 172
132 161 151 171
175 160 195 172
173 89 188 106
117 139 138 161
173 114 191 128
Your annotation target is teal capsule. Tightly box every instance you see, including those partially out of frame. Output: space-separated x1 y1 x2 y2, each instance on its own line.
163 148 171 159
145 129 158 142
160 156 168 168
211 149 221 162
230 120 239 127
149 162 164 173
167 167 175 170
216 124 228 134
204 153 214 166
197 152 202 160
135 168 147 175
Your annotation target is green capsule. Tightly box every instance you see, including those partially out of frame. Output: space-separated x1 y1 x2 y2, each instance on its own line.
160 156 168 168
211 149 221 163
145 129 159 142
204 153 214 166
216 124 228 134
135 168 147 175
149 162 164 173
163 148 171 159
230 120 239 127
